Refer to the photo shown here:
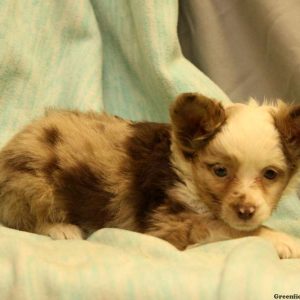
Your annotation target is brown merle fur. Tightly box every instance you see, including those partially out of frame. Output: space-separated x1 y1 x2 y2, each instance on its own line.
43 126 62 146
125 122 182 229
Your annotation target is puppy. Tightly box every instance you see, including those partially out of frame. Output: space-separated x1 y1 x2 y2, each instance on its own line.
0 93 299 259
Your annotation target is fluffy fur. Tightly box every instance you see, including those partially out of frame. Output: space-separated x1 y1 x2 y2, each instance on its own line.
0 93 300 259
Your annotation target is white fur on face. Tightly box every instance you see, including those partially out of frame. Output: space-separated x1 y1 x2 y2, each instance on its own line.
196 102 289 231
215 103 287 172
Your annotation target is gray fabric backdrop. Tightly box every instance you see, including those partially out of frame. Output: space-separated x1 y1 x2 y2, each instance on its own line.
178 0 300 104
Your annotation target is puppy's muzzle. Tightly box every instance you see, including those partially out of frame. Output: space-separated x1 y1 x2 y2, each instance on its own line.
234 204 256 220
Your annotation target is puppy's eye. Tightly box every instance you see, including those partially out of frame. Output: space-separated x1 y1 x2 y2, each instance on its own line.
213 165 228 177
264 169 278 180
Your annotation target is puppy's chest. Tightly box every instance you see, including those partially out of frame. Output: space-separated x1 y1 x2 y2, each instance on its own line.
168 182 214 217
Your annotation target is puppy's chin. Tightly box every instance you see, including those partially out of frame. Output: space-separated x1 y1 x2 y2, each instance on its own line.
225 221 261 232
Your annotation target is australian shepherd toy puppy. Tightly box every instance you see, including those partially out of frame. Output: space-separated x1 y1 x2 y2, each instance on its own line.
0 93 300 259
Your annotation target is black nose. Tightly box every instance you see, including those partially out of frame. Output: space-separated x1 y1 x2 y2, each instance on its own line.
236 205 256 220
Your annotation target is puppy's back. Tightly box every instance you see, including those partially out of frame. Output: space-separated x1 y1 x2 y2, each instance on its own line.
0 110 133 233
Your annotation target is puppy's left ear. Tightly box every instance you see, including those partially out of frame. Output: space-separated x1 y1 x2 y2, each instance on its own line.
274 104 300 162
170 93 226 156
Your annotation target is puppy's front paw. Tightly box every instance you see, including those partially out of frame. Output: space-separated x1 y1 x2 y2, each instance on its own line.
36 223 83 240
259 228 300 259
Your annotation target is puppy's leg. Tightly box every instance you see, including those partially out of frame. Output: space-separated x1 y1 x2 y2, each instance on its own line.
29 182 83 240
197 221 300 258
31 189 83 240
192 221 300 259
200 221 300 259
253 226 300 259
0 173 83 240
145 207 300 258
145 207 211 250
145 206 247 250
145 217 209 251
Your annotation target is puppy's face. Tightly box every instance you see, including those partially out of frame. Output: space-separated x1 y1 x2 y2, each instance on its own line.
171 93 300 231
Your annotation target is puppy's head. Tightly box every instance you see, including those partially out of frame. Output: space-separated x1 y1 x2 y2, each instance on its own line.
170 93 300 231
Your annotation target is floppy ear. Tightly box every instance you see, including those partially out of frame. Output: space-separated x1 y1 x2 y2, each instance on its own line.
170 93 226 156
274 104 300 164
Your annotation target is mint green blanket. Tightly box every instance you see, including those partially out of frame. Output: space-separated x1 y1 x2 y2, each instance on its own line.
0 1 299 299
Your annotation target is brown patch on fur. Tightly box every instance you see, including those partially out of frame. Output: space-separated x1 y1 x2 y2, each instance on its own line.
274 104 300 171
43 126 62 146
3 150 37 175
55 162 114 231
125 122 181 229
43 155 60 180
113 115 125 121
170 93 226 157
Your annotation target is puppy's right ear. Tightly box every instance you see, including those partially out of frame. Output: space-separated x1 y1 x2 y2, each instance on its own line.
170 93 226 157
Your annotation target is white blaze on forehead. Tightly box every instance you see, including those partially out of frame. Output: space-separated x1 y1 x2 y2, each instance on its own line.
211 103 287 171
